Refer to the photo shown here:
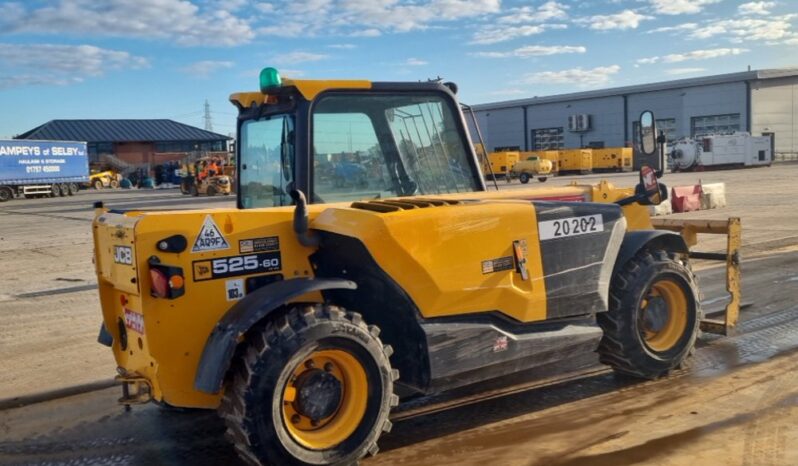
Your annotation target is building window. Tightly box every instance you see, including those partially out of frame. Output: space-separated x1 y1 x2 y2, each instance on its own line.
632 118 677 148
531 127 564 150
691 113 740 137
656 118 677 143
87 143 99 163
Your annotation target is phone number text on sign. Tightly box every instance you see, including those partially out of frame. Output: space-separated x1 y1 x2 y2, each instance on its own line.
538 214 604 240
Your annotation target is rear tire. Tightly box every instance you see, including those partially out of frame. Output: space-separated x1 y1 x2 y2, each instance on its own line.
597 249 701 379
0 186 12 202
220 304 398 466
519 172 530 184
68 183 79 195
207 186 217 196
50 183 61 197
538 177 547 182
110 179 119 189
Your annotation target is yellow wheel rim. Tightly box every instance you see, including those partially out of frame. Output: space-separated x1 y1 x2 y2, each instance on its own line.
281 349 368 450
640 279 688 352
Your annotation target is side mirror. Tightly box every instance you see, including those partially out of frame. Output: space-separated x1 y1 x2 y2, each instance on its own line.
638 111 657 156
639 165 664 205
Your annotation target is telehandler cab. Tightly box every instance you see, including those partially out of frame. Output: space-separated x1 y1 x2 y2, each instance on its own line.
92 68 740 466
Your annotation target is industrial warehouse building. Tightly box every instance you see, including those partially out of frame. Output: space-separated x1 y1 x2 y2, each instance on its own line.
470 68 798 161
15 119 231 168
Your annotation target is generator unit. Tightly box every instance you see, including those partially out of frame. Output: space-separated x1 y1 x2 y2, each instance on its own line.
670 132 772 171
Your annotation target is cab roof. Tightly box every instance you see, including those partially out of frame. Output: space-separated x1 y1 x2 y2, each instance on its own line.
229 78 456 109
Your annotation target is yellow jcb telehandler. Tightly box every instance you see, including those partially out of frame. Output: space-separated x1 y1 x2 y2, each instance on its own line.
92 68 740 466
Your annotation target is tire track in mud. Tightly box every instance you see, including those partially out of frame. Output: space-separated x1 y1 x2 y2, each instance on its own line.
742 353 798 466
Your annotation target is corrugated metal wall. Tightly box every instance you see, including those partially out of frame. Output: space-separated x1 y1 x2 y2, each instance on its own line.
474 82 750 153
751 76 798 159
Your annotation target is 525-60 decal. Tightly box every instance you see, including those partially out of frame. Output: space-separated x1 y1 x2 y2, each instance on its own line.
193 252 281 281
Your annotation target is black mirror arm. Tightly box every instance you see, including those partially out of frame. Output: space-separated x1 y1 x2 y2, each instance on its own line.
657 130 667 177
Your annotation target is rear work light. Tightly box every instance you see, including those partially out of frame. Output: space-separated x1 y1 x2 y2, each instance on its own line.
148 257 185 299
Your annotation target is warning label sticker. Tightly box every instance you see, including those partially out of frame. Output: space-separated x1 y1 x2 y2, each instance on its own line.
124 308 145 335
225 279 245 301
481 256 514 274
192 215 230 253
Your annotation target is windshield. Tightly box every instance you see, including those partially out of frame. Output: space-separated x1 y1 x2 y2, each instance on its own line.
312 93 479 203
239 114 294 208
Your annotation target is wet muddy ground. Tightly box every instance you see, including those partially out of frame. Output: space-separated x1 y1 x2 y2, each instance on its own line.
1 250 797 466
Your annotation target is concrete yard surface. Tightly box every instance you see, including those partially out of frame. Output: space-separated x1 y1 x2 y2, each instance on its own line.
1 165 798 403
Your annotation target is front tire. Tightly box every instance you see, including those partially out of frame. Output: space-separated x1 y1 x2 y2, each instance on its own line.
597 249 701 379
519 172 530 184
538 177 547 182
220 304 398 466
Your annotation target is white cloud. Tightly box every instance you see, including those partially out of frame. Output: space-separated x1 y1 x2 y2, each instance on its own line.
472 45 586 58
665 67 707 75
647 23 698 34
404 58 428 66
470 24 567 45
580 10 652 30
0 0 254 47
690 16 796 42
327 43 356 49
521 65 621 86
738 1 775 15
272 51 329 65
496 1 569 24
0 43 148 89
637 47 748 64
254 2 275 13
257 23 306 37
180 60 234 77
350 28 382 37
649 0 721 15
258 0 500 37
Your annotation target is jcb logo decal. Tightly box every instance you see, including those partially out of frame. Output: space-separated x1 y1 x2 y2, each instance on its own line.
193 261 212 280
114 246 133 265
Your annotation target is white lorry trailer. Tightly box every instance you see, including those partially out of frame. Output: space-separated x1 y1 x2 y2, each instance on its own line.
670 132 772 172
0 139 89 202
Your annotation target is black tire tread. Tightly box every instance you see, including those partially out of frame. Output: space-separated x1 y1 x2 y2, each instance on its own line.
597 249 702 379
219 304 396 466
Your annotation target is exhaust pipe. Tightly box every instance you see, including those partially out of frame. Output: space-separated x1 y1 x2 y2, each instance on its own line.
290 190 320 248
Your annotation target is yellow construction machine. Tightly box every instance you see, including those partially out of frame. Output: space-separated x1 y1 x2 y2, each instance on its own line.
92 68 740 466
88 169 120 190
179 156 233 196
510 153 554 183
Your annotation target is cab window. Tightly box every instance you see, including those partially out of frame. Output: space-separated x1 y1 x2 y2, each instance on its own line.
311 93 479 203
239 114 294 208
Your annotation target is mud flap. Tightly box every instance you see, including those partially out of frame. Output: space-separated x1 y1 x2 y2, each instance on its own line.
98 322 113 347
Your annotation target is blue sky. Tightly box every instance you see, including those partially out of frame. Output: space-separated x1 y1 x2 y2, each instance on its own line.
0 0 796 139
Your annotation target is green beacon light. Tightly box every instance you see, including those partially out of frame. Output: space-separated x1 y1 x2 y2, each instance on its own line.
259 67 282 93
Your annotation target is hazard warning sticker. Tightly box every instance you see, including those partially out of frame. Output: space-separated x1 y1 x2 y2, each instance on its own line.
192 215 230 253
